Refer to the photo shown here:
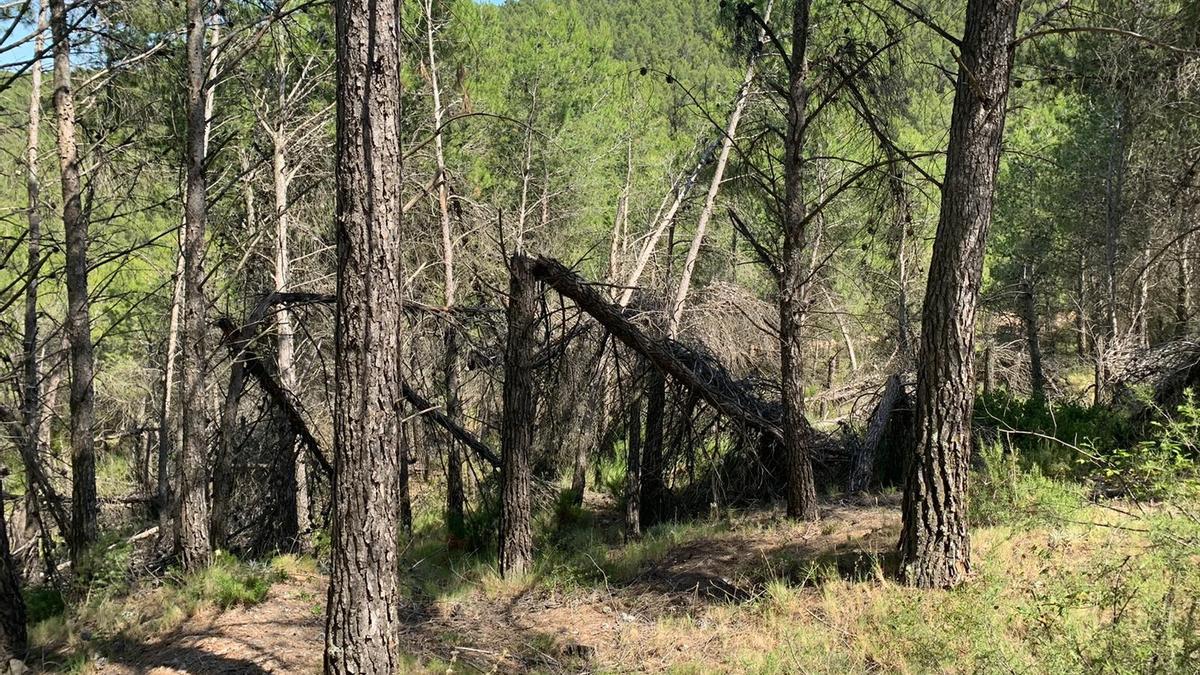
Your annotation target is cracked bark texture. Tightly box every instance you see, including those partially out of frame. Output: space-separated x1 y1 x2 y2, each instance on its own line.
324 0 405 669
499 258 538 578
900 0 1020 589
52 0 98 565
780 0 818 522
176 0 212 571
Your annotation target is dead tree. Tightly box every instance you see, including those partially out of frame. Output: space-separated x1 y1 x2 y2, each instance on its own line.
51 0 98 565
524 255 815 451
324 0 405 667
499 257 538 578
900 0 1020 590
848 374 904 493
19 0 48 558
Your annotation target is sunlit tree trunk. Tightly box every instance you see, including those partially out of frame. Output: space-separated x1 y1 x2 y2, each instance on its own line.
324 0 405 668
900 0 1020 590
176 0 215 570
20 1 48 555
499 257 537 578
52 0 98 565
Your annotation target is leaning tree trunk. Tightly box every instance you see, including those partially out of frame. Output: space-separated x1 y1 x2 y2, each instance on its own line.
899 0 1020 590
780 0 819 521
176 0 213 570
0 471 28 666
51 0 98 565
499 258 538 578
324 0 405 668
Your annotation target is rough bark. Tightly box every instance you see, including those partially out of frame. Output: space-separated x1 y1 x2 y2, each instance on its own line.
324 0 405 667
780 0 819 521
0 471 28 665
499 258 538 578
1019 265 1045 399
52 0 98 565
210 322 248 549
176 0 213 570
899 0 1020 589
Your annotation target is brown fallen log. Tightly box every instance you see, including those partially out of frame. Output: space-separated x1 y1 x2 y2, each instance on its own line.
848 374 904 493
521 255 806 444
401 383 500 469
219 298 502 476
215 317 334 479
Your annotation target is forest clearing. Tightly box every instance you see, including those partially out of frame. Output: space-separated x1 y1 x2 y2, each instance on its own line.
1 0 1199 672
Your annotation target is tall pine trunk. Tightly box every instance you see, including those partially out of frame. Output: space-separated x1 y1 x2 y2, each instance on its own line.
324 0 405 668
20 0 48 556
900 0 1020 589
52 0 98 565
176 0 213 570
780 0 818 521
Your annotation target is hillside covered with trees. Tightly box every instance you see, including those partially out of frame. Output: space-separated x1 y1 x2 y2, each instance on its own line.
1 0 1199 672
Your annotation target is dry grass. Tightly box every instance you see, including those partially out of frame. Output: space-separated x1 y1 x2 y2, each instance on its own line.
25 486 1199 674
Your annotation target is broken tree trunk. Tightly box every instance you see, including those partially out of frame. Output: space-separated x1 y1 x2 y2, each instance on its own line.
524 255 806 445
848 374 904 494
499 257 538 578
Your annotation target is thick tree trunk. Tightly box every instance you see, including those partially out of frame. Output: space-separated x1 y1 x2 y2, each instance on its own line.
780 0 818 521
210 325 247 550
1019 265 1045 399
176 0 213 570
624 392 642 541
499 258 538 578
20 1 48 555
0 472 28 665
52 0 98 565
899 0 1019 589
324 0 405 668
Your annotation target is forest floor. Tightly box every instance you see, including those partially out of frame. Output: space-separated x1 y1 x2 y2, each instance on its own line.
26 485 1200 674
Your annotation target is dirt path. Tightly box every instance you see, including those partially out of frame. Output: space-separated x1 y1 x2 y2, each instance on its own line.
95 574 326 674
88 497 901 673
